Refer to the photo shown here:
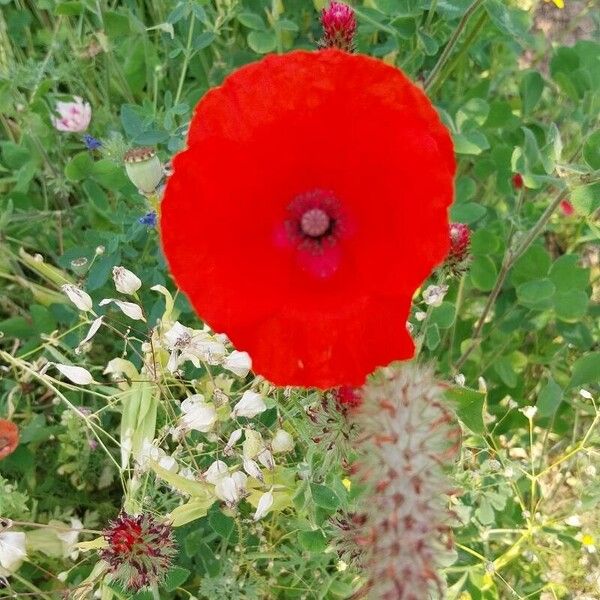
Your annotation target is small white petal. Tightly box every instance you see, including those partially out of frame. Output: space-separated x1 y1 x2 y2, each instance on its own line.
54 363 94 385
519 406 537 420
112 266 142 295
215 471 247 507
454 373 466 387
61 284 92 312
223 351 252 377
271 429 294 453
422 284 448 307
99 299 145 321
205 460 229 484
257 449 275 470
242 457 264 482
232 391 266 419
415 311 427 322
253 489 274 521
579 389 593 400
565 515 582 527
0 531 27 572
78 317 103 347
224 428 243 455
158 455 179 473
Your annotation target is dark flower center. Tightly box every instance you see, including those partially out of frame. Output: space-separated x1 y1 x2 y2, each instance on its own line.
285 189 343 251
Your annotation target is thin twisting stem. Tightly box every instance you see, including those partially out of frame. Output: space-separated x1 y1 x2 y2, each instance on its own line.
424 0 486 92
455 188 567 370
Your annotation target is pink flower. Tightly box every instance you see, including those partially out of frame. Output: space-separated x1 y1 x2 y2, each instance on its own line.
52 96 91 133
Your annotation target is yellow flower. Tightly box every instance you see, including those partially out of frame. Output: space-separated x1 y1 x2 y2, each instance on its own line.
552 0 564 8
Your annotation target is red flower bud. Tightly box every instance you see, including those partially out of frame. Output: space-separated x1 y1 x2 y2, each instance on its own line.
512 173 524 189
320 2 357 52
560 199 574 216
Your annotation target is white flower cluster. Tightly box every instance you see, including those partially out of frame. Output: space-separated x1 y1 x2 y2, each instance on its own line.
346 364 460 599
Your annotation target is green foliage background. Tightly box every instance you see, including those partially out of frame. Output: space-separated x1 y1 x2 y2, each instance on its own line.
0 0 599 598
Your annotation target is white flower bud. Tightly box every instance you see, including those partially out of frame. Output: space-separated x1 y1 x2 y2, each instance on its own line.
519 406 537 420
99 299 145 321
78 317 103 349
61 284 93 312
223 351 252 377
253 489 274 521
257 449 275 470
224 429 243 455
54 363 94 385
112 266 142 295
271 429 294 453
232 391 266 419
242 457 264 482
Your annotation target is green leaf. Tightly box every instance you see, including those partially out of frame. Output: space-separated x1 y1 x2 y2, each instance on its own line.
55 1 83 15
450 202 486 224
247 30 277 54
298 529 328 552
453 131 490 155
536 378 563 417
550 254 589 291
583 130 600 170
554 290 588 322
511 245 551 287
516 278 556 307
494 357 517 388
208 510 235 540
470 229 500 256
470 255 497 291
311 484 340 511
571 182 600 216
426 322 440 350
150 461 215 499
485 0 531 39
446 387 486 435
164 567 191 592
64 152 94 182
520 71 544 115
430 302 455 329
169 497 215 527
237 12 266 30
568 352 600 388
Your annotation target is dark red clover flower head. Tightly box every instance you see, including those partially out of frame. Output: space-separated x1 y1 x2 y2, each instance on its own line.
161 50 455 389
334 385 363 410
100 512 176 591
320 2 357 52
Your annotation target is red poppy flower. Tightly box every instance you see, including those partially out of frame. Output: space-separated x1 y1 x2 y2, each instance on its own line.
161 50 455 389
0 419 18 460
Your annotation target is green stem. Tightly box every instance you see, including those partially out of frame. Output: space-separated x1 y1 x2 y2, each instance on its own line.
174 13 196 105
455 188 567 370
424 0 486 92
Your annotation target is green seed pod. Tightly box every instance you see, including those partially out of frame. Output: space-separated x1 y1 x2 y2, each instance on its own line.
124 147 163 194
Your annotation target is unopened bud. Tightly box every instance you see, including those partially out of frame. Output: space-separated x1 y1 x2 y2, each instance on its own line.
124 147 163 194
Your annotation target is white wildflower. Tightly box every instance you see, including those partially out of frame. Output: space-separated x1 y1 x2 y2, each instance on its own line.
580 389 593 400
253 489 274 521
99 299 145 321
180 395 217 433
223 350 252 377
271 429 294 453
415 311 427 322
232 391 266 419
54 363 94 385
204 460 229 484
61 284 92 312
454 373 466 387
163 321 226 370
422 284 448 307
566 515 582 527
215 471 247 507
0 531 27 575
112 266 142 295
